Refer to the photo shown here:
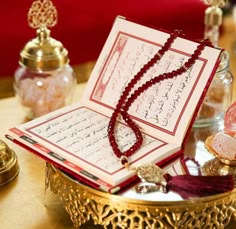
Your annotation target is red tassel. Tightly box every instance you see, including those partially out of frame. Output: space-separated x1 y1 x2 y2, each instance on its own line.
164 174 234 199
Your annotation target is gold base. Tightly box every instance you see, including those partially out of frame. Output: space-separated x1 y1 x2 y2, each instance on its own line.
0 140 19 187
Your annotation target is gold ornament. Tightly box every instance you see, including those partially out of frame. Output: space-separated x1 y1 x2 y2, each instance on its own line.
203 0 227 7
0 139 19 186
28 0 58 29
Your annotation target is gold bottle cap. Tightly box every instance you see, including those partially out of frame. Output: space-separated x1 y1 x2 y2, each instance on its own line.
204 6 222 26
0 140 19 186
19 0 68 71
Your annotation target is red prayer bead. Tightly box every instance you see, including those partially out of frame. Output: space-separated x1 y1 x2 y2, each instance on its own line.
107 30 210 165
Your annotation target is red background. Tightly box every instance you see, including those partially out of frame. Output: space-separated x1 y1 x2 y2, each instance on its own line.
0 0 207 77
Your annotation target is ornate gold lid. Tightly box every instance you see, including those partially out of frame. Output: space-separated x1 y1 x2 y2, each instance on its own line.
0 140 19 186
203 0 227 26
19 0 69 71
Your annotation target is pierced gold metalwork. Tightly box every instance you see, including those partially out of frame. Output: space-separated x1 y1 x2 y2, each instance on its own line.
46 163 236 228
136 163 166 184
28 0 58 29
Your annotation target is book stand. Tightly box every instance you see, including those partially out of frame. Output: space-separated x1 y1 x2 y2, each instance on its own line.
46 124 236 228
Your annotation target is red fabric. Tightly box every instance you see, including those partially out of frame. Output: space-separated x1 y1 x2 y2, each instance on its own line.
0 0 207 77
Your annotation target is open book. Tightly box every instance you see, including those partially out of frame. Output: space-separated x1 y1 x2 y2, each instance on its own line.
6 16 222 193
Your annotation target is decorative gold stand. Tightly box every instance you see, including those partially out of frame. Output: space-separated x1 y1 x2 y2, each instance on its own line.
46 162 236 229
45 123 236 228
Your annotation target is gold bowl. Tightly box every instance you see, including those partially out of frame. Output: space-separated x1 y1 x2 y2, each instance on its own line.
205 135 236 166
0 140 19 186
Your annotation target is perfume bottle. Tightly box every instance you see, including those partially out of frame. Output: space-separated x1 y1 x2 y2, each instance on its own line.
14 0 76 120
194 51 233 127
194 1 234 128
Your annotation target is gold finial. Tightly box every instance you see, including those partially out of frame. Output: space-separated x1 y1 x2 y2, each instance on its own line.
203 0 227 7
202 0 228 46
28 0 58 29
20 0 68 70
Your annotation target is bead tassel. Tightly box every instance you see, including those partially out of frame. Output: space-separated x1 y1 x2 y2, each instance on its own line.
164 174 234 199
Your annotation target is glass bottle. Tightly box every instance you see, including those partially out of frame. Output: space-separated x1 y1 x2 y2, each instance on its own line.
203 5 223 47
14 0 76 120
194 1 234 128
194 51 233 127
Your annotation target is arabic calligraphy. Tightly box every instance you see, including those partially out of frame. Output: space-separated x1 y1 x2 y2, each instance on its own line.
94 34 203 131
29 107 163 173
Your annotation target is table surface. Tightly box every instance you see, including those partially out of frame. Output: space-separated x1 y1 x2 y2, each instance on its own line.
1 15 236 229
0 84 88 229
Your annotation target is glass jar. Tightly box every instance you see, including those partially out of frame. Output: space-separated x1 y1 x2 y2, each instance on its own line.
14 64 76 120
14 0 77 120
193 51 233 128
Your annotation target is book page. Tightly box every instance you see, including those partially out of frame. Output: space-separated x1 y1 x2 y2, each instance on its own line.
9 103 181 186
92 38 205 133
82 16 222 145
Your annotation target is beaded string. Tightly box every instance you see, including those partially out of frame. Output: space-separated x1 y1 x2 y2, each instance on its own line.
107 30 182 163
108 32 211 166
109 30 182 118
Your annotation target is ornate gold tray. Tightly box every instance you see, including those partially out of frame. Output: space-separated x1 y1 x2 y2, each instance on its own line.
46 125 236 228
